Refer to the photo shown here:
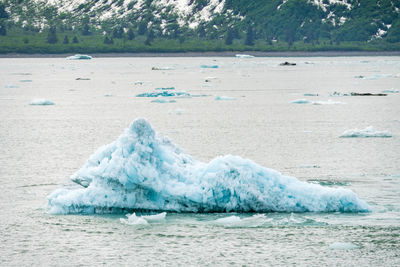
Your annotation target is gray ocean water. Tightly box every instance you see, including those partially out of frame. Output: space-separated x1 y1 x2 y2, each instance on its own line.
0 56 399 266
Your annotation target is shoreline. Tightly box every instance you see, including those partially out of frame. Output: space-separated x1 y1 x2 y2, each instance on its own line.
1 51 400 58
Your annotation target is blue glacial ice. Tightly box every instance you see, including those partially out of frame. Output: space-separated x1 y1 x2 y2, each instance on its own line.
47 118 371 214
340 126 392 138
200 65 218 69
291 99 310 104
30 99 54 105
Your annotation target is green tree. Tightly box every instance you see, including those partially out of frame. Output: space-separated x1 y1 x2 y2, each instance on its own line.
138 21 147 35
47 26 58 44
225 29 233 45
245 25 254 46
127 28 135 40
63 35 69 44
145 29 155 45
72 36 79 43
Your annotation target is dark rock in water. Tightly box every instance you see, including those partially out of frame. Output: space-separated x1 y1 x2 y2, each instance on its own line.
76 78 91 80
280 62 296 66
350 92 387 96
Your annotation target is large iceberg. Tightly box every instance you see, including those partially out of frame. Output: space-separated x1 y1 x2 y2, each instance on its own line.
47 119 370 214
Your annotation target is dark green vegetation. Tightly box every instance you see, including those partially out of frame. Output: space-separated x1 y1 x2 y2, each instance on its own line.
0 0 399 54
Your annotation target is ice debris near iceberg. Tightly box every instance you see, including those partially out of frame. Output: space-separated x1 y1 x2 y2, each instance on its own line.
66 54 92 60
47 118 370 214
30 99 54 105
120 212 166 225
340 126 392 138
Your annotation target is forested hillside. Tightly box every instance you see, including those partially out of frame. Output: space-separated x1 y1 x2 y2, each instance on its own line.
0 0 399 53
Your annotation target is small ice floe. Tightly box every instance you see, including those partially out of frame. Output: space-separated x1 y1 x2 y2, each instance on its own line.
329 242 358 250
204 76 218 82
304 93 318 96
168 108 184 115
362 74 391 80
291 99 310 104
151 99 176 103
120 212 166 225
215 96 236 101
155 87 175 90
382 88 399 93
392 173 400 178
300 164 320 168
330 92 349 97
104 94 113 97
151 66 174 70
5 84 19 88
66 54 92 60
200 65 218 68
142 212 167 222
137 91 190 97
235 54 254 58
340 126 392 138
312 99 345 105
29 99 54 105
20 79 32 82
134 81 146 85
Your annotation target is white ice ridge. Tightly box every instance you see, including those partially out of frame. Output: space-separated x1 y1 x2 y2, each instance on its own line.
46 118 371 214
340 126 392 138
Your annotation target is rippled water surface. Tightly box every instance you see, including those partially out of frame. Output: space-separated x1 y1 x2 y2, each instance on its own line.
1 56 399 266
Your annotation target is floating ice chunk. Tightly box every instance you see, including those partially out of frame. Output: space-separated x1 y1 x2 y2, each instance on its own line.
329 242 358 250
120 213 149 225
303 93 318 96
200 65 218 68
235 54 254 58
300 164 320 168
29 99 54 105
104 94 113 97
363 74 391 80
330 92 349 97
291 99 310 104
152 66 174 70
215 96 236 101
168 109 184 115
155 87 175 90
20 79 32 82
142 212 167 222
382 88 399 93
205 77 218 82
5 84 19 88
47 118 371 214
66 54 92 60
312 100 345 105
137 91 189 97
340 126 392 138
151 99 176 103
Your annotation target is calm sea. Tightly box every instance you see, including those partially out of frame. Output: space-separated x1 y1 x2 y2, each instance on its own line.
0 56 399 266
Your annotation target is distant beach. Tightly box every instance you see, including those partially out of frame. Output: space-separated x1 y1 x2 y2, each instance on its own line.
1 51 400 58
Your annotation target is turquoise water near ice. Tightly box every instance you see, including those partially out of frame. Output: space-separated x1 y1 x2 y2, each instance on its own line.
0 56 399 265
